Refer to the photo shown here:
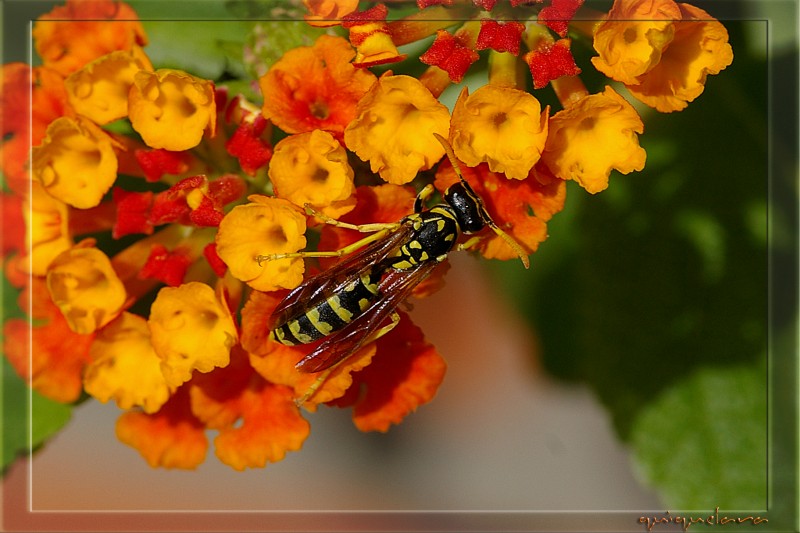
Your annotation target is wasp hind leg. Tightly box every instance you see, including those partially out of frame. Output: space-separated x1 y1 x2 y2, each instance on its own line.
304 204 399 233
295 311 402 407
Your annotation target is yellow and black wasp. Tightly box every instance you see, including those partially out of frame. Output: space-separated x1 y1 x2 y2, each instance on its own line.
256 134 529 403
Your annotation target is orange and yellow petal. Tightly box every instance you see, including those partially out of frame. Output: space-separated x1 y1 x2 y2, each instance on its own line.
116 387 208 469
343 74 450 184
450 85 549 180
216 195 307 292
3 279 93 403
65 46 153 124
343 4 406 68
23 182 72 276
190 349 311 470
213 382 310 470
32 116 120 209
303 0 360 27
333 312 446 432
33 0 148 77
260 35 376 137
626 3 733 112
269 130 356 219
83 312 172 413
542 86 646 194
128 69 216 151
148 282 238 388
46 242 127 335
591 0 681 85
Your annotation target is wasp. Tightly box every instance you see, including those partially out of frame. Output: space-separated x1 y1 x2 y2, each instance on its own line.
256 134 529 403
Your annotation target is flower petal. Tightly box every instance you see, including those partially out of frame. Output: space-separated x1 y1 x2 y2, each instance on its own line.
215 195 307 291
269 130 356 219
84 312 172 413
450 85 549 180
344 74 450 184
148 282 238 388
128 69 216 151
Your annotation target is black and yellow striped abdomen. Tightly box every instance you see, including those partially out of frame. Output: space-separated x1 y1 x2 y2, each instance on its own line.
270 268 382 346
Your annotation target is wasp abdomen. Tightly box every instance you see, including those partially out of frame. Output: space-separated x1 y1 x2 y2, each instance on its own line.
271 268 382 346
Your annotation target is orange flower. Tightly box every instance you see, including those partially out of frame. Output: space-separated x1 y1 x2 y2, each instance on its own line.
303 0 359 27
259 35 376 138
116 386 208 469
190 347 310 470
128 69 216 151
1 65 73 193
65 47 153 124
215 195 308 292
268 130 356 219
33 0 148 77
449 85 549 180
343 74 450 184
330 312 446 432
542 86 646 193
592 0 733 112
3 278 93 403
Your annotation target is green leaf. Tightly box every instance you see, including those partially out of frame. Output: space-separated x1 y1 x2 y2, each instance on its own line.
629 362 767 510
2 357 72 472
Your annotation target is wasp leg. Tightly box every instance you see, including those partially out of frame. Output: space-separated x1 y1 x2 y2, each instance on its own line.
256 227 395 265
295 312 402 407
304 204 399 233
413 184 436 213
457 235 484 252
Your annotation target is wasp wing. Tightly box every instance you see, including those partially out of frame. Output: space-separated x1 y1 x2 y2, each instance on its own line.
295 260 440 374
268 224 412 331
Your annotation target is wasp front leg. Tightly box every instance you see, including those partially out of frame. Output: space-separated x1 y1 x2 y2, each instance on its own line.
304 204 399 234
256 226 398 265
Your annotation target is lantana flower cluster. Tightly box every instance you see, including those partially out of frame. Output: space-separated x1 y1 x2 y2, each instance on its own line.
1 0 732 469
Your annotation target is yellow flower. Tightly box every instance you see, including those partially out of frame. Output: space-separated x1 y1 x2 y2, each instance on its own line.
590 0 681 85
269 130 356 219
32 116 120 209
128 69 216 151
450 85 549 180
46 241 127 334
626 3 734 112
23 181 71 276
148 282 238 388
215 195 308 292
542 86 646 194
83 312 172 413
343 74 450 184
591 0 733 112
65 46 153 124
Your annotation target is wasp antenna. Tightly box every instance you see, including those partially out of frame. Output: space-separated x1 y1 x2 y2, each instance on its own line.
489 223 530 269
432 132 468 185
